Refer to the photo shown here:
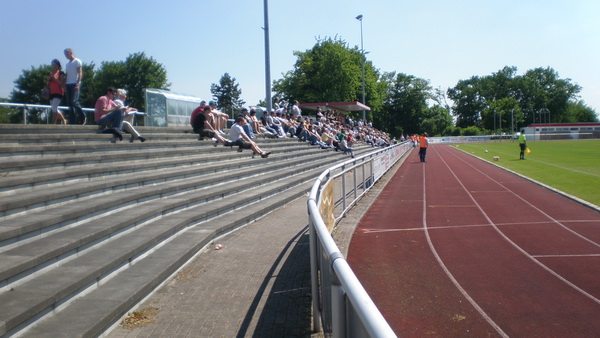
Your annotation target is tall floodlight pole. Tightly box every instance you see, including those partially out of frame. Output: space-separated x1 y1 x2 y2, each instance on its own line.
263 0 273 115
356 14 366 121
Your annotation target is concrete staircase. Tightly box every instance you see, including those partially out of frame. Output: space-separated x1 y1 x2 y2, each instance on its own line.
0 124 372 337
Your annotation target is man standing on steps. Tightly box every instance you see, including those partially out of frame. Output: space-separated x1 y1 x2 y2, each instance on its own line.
64 48 86 125
419 132 429 162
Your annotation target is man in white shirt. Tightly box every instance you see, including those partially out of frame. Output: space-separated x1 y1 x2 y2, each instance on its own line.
229 116 271 158
292 100 302 118
64 48 86 125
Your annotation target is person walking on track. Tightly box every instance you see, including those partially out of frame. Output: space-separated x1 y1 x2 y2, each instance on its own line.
419 132 429 162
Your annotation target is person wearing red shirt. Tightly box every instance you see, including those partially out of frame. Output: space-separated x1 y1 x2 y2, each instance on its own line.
94 87 124 141
47 59 67 124
190 100 207 132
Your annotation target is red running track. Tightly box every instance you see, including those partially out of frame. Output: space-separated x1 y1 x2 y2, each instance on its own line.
347 144 600 337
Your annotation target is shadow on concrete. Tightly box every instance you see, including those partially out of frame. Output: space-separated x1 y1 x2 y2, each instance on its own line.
236 226 313 338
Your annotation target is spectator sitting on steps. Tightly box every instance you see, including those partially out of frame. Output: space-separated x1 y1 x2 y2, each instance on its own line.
114 89 145 143
237 108 255 139
94 87 124 142
248 108 267 137
191 100 207 133
196 106 227 145
228 115 271 158
209 101 228 135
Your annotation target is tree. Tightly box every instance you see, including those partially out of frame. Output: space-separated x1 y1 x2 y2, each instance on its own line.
483 97 523 134
519 67 581 124
9 65 55 124
79 63 97 108
377 73 433 136
93 61 126 100
9 63 98 123
447 76 487 128
565 101 599 123
448 66 586 131
92 53 168 111
10 65 52 104
272 37 384 121
8 52 168 114
121 52 169 111
91 52 169 112
422 105 453 136
0 97 20 123
210 73 245 116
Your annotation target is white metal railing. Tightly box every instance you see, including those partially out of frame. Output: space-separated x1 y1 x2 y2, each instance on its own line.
308 141 412 337
0 102 95 124
0 102 145 125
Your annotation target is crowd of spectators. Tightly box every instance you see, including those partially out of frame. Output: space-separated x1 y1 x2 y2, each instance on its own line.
191 98 396 160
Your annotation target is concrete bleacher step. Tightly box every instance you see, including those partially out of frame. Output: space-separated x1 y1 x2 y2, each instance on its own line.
0 124 376 336
0 143 322 211
0 149 352 278
22 184 308 338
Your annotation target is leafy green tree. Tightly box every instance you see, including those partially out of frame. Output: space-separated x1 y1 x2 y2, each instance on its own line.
0 97 20 123
92 52 169 112
210 73 245 116
9 65 54 123
121 52 169 111
422 105 453 136
10 65 52 104
93 61 126 100
447 76 487 128
377 73 432 136
483 97 523 133
7 52 168 120
79 63 97 108
448 66 587 130
272 37 384 121
519 67 581 124
564 101 599 123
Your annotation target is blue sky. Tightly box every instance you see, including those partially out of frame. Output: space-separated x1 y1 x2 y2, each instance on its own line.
1 0 598 116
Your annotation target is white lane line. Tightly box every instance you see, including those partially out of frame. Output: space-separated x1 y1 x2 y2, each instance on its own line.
438 146 600 306
420 163 509 338
533 253 600 258
362 219 600 234
448 147 600 249
462 147 600 179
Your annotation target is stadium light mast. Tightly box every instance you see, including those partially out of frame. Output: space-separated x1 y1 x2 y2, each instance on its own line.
263 0 272 115
356 14 366 121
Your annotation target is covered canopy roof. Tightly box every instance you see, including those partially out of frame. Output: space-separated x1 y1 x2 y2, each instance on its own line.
298 101 370 113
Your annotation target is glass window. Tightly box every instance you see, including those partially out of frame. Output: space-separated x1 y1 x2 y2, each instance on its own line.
144 89 202 127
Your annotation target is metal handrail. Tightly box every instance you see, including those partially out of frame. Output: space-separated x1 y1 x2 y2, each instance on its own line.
0 102 95 124
0 102 144 125
308 142 411 337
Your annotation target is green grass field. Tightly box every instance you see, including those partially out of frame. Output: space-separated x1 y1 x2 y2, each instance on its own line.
451 140 600 207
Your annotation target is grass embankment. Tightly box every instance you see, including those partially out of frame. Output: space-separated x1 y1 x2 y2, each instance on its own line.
452 140 600 207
